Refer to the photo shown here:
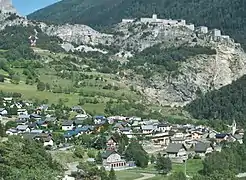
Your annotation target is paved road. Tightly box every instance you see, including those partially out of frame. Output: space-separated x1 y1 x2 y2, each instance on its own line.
134 173 155 180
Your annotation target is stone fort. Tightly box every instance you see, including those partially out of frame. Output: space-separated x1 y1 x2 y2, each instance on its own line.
122 14 229 39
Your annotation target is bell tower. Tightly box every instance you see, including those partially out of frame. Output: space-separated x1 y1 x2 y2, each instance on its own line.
231 119 237 135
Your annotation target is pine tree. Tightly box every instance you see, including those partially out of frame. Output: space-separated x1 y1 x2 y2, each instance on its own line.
0 121 5 137
155 153 172 174
100 167 108 180
95 151 102 164
108 167 117 180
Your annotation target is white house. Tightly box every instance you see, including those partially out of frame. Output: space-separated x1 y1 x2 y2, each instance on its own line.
3 97 13 103
16 125 30 133
6 128 18 135
62 121 74 131
102 150 126 170
157 124 172 132
0 108 8 115
17 109 28 115
141 125 155 134
43 137 54 147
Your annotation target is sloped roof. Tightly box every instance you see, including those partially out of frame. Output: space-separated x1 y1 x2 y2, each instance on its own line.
62 120 74 126
195 142 213 152
215 133 229 138
16 125 29 130
101 150 117 159
166 143 186 153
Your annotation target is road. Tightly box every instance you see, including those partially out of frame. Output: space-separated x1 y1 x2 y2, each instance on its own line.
134 173 155 180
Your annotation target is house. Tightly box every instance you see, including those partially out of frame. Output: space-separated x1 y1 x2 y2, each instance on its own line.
16 118 28 125
165 143 187 161
75 126 94 135
106 136 118 151
0 108 7 116
30 129 45 134
113 123 124 131
236 129 244 136
194 142 214 157
43 136 54 147
36 120 48 128
94 116 107 124
170 136 186 144
157 123 172 132
102 150 126 170
231 134 243 144
3 97 13 103
215 133 230 143
191 131 204 140
62 121 74 131
30 114 42 120
74 120 84 127
17 109 28 115
6 128 18 135
16 125 30 133
28 122 38 129
120 127 133 138
202 130 217 139
23 133 53 147
141 125 155 134
37 104 49 112
64 130 78 139
18 114 30 121
75 114 88 121
71 106 84 113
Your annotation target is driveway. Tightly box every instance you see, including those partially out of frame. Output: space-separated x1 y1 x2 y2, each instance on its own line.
134 173 155 180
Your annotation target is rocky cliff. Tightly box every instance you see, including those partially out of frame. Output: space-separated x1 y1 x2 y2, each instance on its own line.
109 21 246 106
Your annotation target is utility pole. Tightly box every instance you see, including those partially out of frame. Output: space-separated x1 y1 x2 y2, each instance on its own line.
183 159 187 177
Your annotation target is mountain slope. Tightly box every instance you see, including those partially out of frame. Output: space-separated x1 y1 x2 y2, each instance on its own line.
28 0 246 49
186 75 246 125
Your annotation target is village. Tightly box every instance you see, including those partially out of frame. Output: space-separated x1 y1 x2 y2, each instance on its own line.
0 95 245 180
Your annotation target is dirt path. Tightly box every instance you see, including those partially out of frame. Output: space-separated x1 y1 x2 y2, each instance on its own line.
134 173 155 180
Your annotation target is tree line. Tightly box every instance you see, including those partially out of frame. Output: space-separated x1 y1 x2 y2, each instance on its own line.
186 75 246 126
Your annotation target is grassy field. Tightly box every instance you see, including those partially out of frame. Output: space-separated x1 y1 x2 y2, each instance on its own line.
116 171 144 180
0 82 106 114
172 159 203 176
120 159 203 180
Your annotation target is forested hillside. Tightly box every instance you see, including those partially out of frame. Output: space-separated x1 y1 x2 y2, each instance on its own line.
0 25 64 55
0 137 62 179
28 0 246 48
186 75 246 126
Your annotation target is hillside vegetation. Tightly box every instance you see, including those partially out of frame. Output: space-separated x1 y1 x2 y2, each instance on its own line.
0 136 62 179
186 75 246 126
28 0 246 49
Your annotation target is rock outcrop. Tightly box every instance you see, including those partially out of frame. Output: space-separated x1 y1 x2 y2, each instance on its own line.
111 21 246 106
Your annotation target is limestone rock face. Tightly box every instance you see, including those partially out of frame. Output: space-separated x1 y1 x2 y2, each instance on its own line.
43 24 114 46
111 22 246 106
